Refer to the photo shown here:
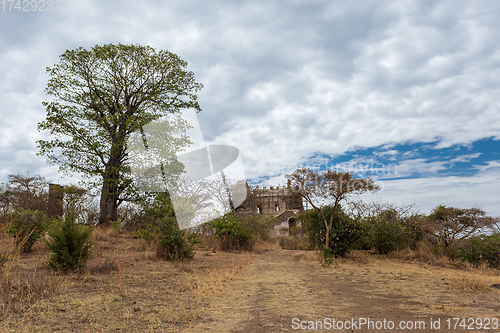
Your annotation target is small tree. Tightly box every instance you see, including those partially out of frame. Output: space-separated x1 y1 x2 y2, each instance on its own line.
0 182 11 216
286 168 379 250
6 174 48 212
46 214 93 272
300 205 363 257
427 205 496 250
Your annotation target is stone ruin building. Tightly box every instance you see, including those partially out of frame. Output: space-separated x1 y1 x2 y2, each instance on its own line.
48 183 64 218
235 181 304 232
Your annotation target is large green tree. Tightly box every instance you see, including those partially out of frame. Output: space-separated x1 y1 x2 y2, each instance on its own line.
37 44 203 225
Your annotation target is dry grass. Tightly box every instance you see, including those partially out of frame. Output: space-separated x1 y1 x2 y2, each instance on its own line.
0 227 253 332
0 238 60 317
1 226 499 332
251 237 281 253
87 260 120 274
184 264 244 294
299 250 321 261
449 278 492 291
391 242 471 270
278 234 309 250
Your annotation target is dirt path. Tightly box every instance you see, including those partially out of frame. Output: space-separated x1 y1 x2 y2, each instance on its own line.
188 250 500 333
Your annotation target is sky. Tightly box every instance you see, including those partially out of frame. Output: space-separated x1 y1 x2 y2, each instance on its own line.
1 0 500 216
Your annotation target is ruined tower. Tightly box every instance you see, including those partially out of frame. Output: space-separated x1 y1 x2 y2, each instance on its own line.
236 183 304 229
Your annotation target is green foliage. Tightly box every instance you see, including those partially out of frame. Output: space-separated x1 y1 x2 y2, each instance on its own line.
208 213 253 251
242 214 277 241
321 246 340 268
110 220 123 233
37 43 203 225
155 217 200 261
372 218 408 254
428 205 495 250
45 214 93 272
286 168 380 253
300 206 364 257
455 233 500 268
359 210 416 255
134 193 199 261
7 209 47 253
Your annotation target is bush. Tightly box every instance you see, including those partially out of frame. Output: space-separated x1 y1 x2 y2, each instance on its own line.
455 233 500 268
300 206 364 258
45 214 93 272
208 213 253 251
243 214 278 241
7 209 47 253
134 193 199 261
136 216 200 261
357 208 427 255
362 217 410 255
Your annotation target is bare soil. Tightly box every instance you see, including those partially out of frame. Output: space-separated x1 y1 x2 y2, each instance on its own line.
1 230 500 332
188 250 500 333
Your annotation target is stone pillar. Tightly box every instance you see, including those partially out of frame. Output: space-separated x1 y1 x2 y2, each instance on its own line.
48 184 64 218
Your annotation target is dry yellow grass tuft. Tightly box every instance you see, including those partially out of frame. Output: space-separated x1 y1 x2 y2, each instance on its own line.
185 264 244 294
449 278 491 291
0 241 60 317
299 250 321 262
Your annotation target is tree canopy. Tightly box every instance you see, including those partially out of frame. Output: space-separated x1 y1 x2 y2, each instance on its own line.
286 168 380 248
427 205 497 248
37 44 203 225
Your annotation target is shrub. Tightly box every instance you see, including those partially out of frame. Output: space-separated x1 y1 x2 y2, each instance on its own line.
45 214 93 272
363 216 411 255
7 209 47 253
373 219 406 254
455 233 500 268
279 236 309 250
300 206 364 258
242 214 277 241
139 216 200 261
134 193 200 261
208 213 253 251
357 208 427 254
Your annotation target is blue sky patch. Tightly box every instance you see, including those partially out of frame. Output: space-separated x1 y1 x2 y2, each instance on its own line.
293 136 500 181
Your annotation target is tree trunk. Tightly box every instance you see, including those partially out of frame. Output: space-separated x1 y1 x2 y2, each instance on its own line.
98 150 122 225
99 191 118 225
325 224 331 248
324 201 340 250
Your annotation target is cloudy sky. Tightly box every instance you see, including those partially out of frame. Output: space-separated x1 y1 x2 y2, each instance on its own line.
1 0 500 215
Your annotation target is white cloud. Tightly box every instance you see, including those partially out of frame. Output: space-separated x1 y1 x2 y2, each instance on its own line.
473 160 500 172
450 152 481 163
0 0 499 213
364 170 500 216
